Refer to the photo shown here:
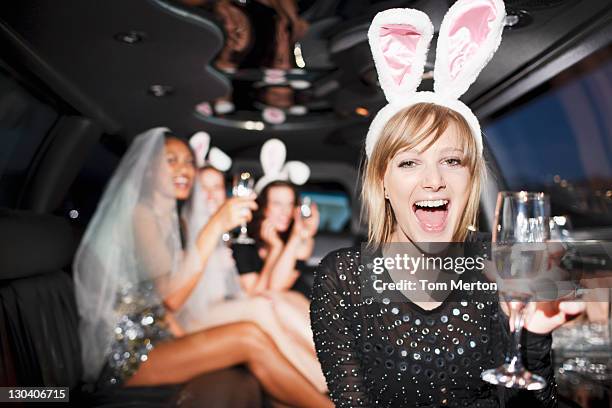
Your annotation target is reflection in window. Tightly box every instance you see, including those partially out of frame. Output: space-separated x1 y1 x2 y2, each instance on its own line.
485 47 612 228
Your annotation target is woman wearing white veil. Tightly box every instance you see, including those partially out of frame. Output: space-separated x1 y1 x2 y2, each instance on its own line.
173 133 327 393
73 128 332 408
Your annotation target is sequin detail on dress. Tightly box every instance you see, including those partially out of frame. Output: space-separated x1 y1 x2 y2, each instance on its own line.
310 247 558 407
98 282 173 386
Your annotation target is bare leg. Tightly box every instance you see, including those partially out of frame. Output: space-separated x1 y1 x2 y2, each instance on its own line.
126 322 332 408
264 291 315 351
190 296 327 392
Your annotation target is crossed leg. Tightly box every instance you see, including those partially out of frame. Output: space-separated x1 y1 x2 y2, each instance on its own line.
126 322 331 408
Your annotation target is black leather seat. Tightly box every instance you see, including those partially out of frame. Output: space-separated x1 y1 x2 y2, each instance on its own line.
0 208 263 407
0 208 81 388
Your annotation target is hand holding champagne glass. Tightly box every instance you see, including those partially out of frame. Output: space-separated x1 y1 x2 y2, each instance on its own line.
297 195 319 239
481 191 551 390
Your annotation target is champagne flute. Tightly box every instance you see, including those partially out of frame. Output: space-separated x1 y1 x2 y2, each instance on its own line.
300 196 313 219
481 191 550 390
231 171 255 244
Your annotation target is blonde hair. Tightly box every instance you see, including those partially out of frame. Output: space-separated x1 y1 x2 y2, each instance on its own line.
361 103 485 246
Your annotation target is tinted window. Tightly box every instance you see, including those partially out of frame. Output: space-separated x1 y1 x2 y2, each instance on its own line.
58 140 121 226
0 67 58 207
484 47 612 229
300 181 351 233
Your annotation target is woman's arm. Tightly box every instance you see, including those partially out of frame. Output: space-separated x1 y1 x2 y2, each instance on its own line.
267 206 319 290
295 203 318 261
165 196 257 311
266 236 303 291
242 205 319 292
243 244 284 294
295 236 315 260
237 218 292 294
232 242 279 295
163 216 226 311
310 251 371 407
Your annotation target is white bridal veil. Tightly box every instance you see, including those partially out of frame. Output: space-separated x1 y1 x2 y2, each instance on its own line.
73 128 201 382
177 174 243 333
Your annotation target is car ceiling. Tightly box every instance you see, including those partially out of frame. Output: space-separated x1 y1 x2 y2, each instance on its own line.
1 0 611 166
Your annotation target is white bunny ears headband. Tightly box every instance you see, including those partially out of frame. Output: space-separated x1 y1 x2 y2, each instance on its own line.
189 131 232 172
254 138 310 194
365 0 506 158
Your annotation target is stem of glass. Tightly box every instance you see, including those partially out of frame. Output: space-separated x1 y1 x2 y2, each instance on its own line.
507 301 527 373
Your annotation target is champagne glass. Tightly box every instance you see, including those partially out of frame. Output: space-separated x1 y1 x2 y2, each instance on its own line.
481 191 550 390
300 196 313 219
231 171 255 244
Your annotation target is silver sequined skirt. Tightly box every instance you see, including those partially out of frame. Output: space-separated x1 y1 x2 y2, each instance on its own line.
98 282 173 387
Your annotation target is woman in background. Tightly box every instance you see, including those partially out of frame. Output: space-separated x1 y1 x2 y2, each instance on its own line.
73 128 332 408
173 133 328 393
311 3 584 407
226 140 321 388
233 138 318 297
235 180 318 295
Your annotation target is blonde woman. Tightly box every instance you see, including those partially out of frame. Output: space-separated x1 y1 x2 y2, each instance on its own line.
310 2 584 407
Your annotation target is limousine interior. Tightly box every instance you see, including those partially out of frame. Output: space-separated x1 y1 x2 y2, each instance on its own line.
1 0 611 407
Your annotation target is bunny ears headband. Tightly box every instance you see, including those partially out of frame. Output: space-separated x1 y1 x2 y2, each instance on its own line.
254 138 310 194
365 0 506 158
189 131 232 172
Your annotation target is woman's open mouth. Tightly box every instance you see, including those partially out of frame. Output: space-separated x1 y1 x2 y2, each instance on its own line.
412 199 450 233
173 175 191 191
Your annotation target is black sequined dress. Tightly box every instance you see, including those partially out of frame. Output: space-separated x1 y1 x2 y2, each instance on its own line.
310 247 558 407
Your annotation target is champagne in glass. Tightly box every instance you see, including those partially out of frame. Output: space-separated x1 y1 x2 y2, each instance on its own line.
231 171 255 245
300 196 313 219
481 191 550 390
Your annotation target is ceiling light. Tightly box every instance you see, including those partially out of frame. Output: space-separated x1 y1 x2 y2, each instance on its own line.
114 31 146 44
355 107 369 117
148 85 174 97
505 15 520 26
504 10 532 29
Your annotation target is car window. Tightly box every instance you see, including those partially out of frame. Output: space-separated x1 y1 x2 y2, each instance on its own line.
300 190 351 233
0 66 59 207
58 140 122 226
299 181 351 233
484 47 612 229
